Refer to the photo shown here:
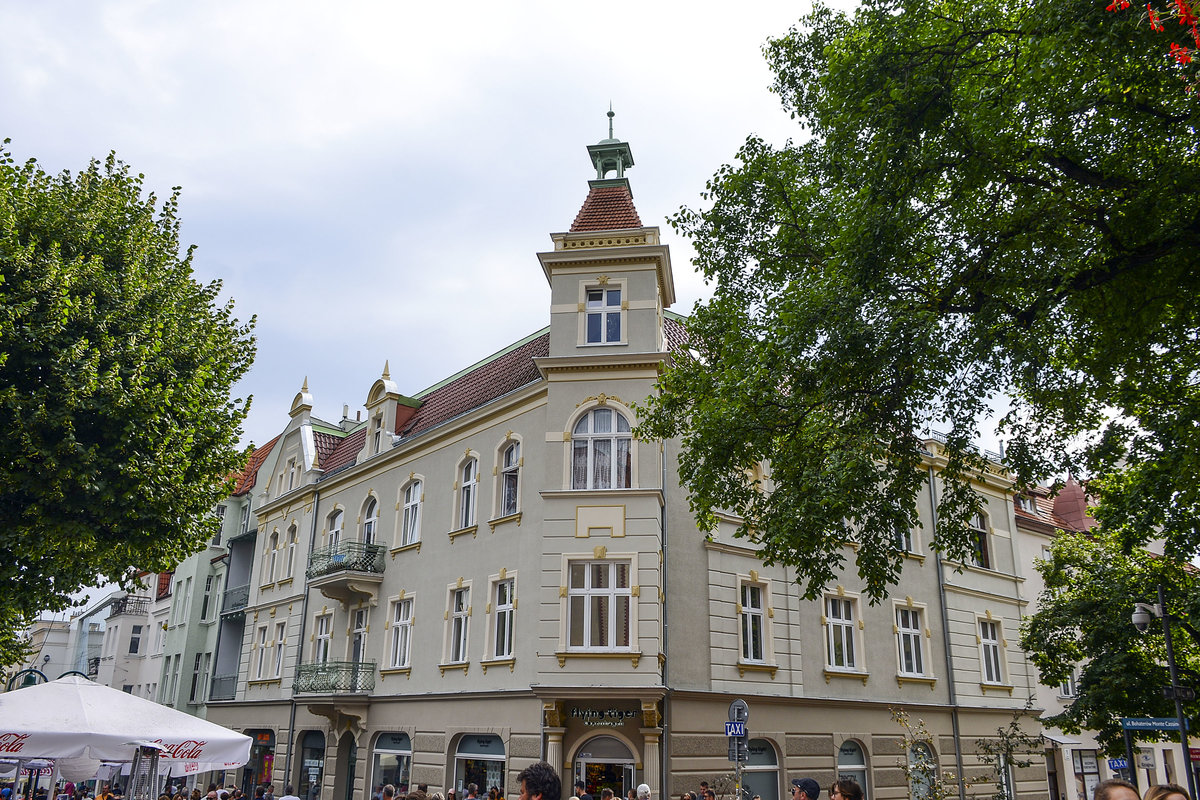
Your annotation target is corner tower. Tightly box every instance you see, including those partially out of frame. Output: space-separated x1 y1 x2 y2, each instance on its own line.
538 110 675 359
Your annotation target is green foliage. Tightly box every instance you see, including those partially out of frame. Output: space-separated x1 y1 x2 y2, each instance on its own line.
1020 532 1200 753
0 142 255 665
974 700 1044 800
891 708 967 800
637 0 1200 599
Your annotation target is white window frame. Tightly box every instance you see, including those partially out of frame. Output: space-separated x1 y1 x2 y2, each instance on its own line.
582 281 625 345
491 577 515 660
738 579 769 664
401 479 422 546
446 585 471 664
1059 669 1078 698
825 594 860 671
457 458 478 530
566 558 634 651
273 621 287 678
390 597 414 669
255 625 269 679
239 504 250 535
264 531 279 584
499 441 521 517
362 497 379 544
372 414 384 454
327 509 344 549
980 618 1006 684
570 407 633 490
286 525 298 577
968 510 991 569
314 613 332 663
895 604 927 677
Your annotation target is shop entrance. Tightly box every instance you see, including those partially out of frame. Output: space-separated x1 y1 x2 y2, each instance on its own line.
573 736 635 798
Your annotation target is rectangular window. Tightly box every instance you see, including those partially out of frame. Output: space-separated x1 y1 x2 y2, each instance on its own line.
200 575 215 621
314 614 331 663
493 579 515 659
740 582 765 663
895 527 913 553
239 504 250 535
391 598 413 669
897 607 925 676
981 619 1004 683
501 443 520 517
568 561 632 650
449 587 469 663
402 481 422 546
287 528 298 577
585 287 622 343
189 653 203 703
1059 670 1078 698
459 461 477 529
273 621 287 678
128 624 142 655
969 512 991 569
256 626 269 679
826 597 857 669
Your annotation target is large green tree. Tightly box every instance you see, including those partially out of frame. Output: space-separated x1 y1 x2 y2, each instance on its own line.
638 0 1200 599
0 143 255 665
1021 532 1200 753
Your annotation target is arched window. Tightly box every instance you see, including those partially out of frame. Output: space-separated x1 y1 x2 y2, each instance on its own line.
286 524 298 577
743 739 780 800
571 408 632 489
401 480 422 546
327 510 344 550
501 441 520 516
459 458 478 529
838 740 870 799
263 531 279 584
362 497 379 544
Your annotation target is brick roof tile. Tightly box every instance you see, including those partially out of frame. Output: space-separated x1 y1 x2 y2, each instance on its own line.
570 184 642 232
232 435 279 496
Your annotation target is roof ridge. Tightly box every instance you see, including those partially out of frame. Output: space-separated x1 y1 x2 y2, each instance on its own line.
414 326 550 399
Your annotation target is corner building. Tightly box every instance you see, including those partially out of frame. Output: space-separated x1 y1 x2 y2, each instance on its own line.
206 128 1046 800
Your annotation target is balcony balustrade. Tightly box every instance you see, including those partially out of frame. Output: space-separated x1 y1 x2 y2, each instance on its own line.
306 542 385 607
108 596 150 617
221 583 250 615
209 674 237 701
294 660 375 694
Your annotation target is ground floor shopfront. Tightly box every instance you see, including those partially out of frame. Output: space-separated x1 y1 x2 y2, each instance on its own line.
207 692 1048 800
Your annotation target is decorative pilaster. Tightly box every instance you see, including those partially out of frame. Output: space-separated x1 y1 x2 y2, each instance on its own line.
546 727 566 779
640 727 662 798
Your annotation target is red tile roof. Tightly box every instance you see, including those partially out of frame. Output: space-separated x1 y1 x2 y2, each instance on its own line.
570 184 642 232
313 430 343 469
401 333 550 440
663 313 689 354
321 427 366 475
232 435 279 496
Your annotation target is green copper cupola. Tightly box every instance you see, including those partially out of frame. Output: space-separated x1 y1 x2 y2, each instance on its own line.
586 106 635 188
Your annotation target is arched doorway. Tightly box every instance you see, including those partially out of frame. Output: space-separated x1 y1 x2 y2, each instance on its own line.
573 736 635 798
332 732 358 800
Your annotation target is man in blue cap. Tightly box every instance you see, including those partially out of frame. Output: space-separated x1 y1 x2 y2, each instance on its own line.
790 779 820 800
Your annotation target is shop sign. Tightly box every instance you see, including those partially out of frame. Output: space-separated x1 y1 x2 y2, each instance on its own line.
570 706 638 728
304 760 323 768
256 733 275 745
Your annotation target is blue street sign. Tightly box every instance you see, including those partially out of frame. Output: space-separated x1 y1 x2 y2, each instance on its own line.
725 721 747 737
1109 758 1129 770
1120 717 1187 731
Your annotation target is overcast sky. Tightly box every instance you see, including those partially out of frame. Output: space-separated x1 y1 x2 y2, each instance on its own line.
3 1 853 449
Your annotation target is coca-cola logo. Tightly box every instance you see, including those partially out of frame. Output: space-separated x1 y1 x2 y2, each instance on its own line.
0 733 29 753
153 740 207 760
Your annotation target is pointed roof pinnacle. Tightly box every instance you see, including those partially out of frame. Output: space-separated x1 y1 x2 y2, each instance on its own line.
302 376 309 392
382 360 391 380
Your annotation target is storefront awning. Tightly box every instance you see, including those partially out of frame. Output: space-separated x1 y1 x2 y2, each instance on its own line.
1043 732 1083 746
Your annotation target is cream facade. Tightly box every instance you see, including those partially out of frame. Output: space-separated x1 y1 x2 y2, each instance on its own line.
202 131 1047 800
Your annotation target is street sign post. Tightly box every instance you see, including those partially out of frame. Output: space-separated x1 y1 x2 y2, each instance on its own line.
1120 717 1188 731
1109 758 1129 771
727 699 749 800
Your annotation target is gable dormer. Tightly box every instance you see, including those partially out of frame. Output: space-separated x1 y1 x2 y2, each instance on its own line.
359 361 422 460
538 110 675 359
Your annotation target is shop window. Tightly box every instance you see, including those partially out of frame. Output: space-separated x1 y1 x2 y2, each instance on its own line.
908 742 937 800
837 740 869 799
743 740 780 800
298 730 325 800
454 734 505 795
372 732 412 796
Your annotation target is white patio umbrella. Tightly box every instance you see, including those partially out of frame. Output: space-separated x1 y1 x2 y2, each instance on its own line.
0 675 251 772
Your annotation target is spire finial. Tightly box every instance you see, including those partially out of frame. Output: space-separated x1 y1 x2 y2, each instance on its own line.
302 376 309 392
382 360 391 380
607 103 614 140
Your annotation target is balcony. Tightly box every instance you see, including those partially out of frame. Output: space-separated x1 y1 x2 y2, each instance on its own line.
306 542 385 607
221 583 250 616
108 596 150 617
209 673 237 701
294 661 375 694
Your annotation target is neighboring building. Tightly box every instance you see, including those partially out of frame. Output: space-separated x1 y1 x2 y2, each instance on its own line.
1013 481 1196 800
201 124 1047 800
12 617 72 685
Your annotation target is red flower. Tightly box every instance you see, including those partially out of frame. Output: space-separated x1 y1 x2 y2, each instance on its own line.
1176 0 1198 26
1150 4 1166 30
1171 41 1194 62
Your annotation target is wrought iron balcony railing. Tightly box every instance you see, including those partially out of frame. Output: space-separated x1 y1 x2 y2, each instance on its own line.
108 596 151 617
209 673 237 701
294 660 376 693
221 583 250 615
306 542 385 581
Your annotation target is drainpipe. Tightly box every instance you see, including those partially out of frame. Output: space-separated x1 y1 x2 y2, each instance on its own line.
284 488 320 787
660 439 670 797
928 467 967 800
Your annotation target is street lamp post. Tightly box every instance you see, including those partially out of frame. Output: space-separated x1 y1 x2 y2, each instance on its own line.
1132 584 1197 800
